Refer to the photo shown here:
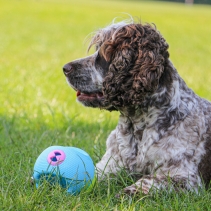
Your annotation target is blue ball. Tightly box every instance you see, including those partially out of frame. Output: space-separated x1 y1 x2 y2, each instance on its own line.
33 146 95 195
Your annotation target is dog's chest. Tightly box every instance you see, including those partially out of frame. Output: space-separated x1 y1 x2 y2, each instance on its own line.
134 128 165 173
135 141 166 173
118 121 181 174
117 124 164 173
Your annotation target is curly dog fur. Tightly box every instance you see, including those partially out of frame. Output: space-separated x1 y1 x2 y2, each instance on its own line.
63 20 211 195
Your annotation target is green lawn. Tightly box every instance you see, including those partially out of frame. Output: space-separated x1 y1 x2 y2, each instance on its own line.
1 0 211 210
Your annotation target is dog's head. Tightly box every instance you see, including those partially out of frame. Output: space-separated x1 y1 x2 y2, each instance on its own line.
63 21 169 111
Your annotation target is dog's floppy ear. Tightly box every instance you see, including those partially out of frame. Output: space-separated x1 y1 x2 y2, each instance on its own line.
102 23 170 107
131 24 169 93
101 26 139 107
100 27 138 68
132 49 166 93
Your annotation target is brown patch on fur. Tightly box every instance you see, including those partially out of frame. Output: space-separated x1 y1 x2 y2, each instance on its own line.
167 158 182 168
134 129 144 140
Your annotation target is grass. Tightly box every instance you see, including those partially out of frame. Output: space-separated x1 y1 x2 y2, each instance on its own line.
0 0 211 210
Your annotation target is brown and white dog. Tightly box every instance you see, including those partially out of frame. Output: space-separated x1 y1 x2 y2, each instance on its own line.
63 20 211 195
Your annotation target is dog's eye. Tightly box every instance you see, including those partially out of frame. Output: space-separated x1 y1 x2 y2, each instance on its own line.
96 53 100 61
95 52 109 71
95 44 100 51
96 53 102 64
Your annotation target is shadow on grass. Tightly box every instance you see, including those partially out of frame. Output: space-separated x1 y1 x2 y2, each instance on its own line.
0 113 110 208
1 114 211 210
0 113 114 163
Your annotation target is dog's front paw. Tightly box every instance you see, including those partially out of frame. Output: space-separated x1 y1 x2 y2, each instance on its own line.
116 183 149 198
115 185 139 198
123 183 150 195
123 184 140 195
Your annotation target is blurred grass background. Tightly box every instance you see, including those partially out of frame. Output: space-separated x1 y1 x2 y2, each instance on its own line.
0 0 211 210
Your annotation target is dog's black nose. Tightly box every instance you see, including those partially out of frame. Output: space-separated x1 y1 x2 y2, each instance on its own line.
63 64 72 76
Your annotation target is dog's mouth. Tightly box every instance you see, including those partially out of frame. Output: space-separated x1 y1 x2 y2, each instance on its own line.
76 90 104 101
73 89 116 111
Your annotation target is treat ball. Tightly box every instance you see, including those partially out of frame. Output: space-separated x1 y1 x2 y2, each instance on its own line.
33 146 96 195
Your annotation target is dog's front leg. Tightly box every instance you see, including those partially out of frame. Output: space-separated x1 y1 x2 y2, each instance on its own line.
123 173 201 195
123 175 168 195
96 130 123 179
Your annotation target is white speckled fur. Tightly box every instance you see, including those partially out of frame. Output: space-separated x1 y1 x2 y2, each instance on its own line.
96 69 208 193
64 20 211 195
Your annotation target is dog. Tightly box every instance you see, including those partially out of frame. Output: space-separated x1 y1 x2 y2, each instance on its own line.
63 20 211 195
